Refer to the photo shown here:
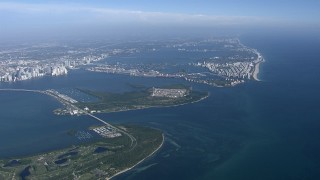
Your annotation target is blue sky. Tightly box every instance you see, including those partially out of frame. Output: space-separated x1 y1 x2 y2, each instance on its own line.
0 0 319 39
3 0 319 20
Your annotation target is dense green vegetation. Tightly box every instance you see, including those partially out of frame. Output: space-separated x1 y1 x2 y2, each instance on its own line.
76 86 208 113
0 125 163 179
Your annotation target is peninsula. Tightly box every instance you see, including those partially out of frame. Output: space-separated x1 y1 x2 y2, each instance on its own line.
1 38 264 87
0 125 164 179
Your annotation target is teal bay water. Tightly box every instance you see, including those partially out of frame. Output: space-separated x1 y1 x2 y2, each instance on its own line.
1 34 320 179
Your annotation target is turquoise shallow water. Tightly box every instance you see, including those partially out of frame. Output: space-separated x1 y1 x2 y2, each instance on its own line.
1 34 320 179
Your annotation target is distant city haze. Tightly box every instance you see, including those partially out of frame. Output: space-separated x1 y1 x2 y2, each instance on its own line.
0 0 319 42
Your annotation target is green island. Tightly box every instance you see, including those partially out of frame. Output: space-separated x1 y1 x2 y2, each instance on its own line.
0 85 207 179
0 125 163 180
75 85 209 114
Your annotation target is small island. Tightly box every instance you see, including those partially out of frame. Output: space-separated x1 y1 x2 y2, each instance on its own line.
0 125 163 180
54 85 209 115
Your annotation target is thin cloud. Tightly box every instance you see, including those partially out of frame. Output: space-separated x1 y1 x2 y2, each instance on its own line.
0 2 271 26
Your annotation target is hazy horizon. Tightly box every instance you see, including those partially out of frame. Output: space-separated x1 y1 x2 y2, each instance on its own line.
1 1 319 42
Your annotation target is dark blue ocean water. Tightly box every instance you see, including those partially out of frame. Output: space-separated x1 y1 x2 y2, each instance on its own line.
113 34 320 180
1 34 320 179
0 91 99 157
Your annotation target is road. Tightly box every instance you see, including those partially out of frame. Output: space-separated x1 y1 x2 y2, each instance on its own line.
85 112 137 149
0 88 44 93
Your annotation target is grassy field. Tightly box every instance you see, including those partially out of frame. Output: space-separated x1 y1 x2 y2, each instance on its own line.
0 125 163 180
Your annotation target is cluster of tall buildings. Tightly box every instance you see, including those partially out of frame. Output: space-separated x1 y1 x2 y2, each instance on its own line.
0 65 68 82
0 42 110 83
0 53 109 82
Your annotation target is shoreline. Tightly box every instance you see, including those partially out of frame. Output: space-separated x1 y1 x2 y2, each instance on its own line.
252 52 265 81
252 59 264 81
107 133 165 180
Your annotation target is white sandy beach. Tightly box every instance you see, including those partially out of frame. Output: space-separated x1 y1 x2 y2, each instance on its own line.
253 61 262 81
